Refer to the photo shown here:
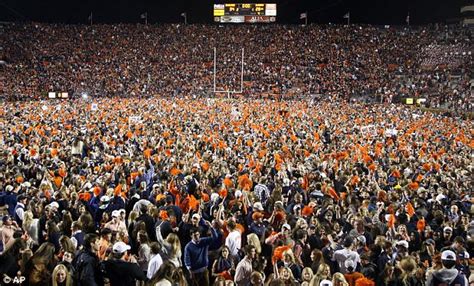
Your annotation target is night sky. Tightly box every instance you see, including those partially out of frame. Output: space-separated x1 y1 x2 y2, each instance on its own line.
0 0 464 25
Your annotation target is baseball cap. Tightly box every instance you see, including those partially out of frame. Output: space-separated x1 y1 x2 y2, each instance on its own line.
396 240 409 249
192 213 201 220
441 250 456 261
458 251 470 259
253 202 264 211
282 223 291 231
111 210 120 218
344 259 355 270
113 241 131 254
319 280 333 286
356 235 366 245
49 201 60 209
424 238 435 245
443 226 453 233
210 193 220 202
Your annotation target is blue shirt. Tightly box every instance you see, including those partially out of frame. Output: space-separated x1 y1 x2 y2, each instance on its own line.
184 228 217 273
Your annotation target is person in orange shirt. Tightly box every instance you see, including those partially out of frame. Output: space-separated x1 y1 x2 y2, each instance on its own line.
97 228 113 260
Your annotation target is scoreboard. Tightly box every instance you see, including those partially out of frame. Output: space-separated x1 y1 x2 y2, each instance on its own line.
214 3 277 23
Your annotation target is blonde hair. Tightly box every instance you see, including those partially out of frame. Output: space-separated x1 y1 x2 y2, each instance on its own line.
309 264 331 286
128 210 139 225
166 233 182 257
302 267 314 282
282 249 295 264
332 272 349 286
399 256 418 285
22 211 34 231
247 233 261 254
52 264 72 286
316 263 331 277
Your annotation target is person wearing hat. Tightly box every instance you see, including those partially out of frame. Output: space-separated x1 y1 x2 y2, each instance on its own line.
179 212 207 248
343 259 364 286
248 201 264 225
441 226 454 249
426 250 468 286
420 238 437 267
355 235 367 255
104 210 127 237
394 240 410 260
2 185 18 219
101 241 147 286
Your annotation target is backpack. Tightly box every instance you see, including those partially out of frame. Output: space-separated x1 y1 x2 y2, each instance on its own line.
432 271 466 286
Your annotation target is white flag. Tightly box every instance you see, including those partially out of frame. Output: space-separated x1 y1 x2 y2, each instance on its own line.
300 13 307 19
406 14 410 24
140 13 147 19
343 12 350 19
181 12 186 17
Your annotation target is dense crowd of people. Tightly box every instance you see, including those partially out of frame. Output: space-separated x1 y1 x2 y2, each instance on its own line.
0 23 472 111
0 96 472 285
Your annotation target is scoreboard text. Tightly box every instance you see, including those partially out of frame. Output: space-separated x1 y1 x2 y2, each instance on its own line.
214 3 277 23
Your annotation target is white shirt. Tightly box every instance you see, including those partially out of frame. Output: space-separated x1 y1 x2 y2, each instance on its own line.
70 230 82 250
15 203 25 221
235 257 253 286
333 247 360 274
147 253 164 279
225 229 241 257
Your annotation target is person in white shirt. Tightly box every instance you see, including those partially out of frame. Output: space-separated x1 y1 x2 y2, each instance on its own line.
147 242 164 279
235 245 256 286
14 195 27 227
225 219 241 259
332 237 360 274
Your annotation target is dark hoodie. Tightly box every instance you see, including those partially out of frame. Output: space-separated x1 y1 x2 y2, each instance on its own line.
427 268 467 286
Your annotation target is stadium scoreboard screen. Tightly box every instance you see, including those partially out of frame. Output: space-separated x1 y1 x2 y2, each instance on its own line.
214 3 276 23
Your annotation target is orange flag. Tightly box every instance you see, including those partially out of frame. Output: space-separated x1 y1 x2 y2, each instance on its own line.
406 202 415 217
272 245 292 264
387 214 396 228
417 218 426 232
328 188 340 201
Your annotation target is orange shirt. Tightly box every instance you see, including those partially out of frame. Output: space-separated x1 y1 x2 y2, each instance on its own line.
98 238 110 260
